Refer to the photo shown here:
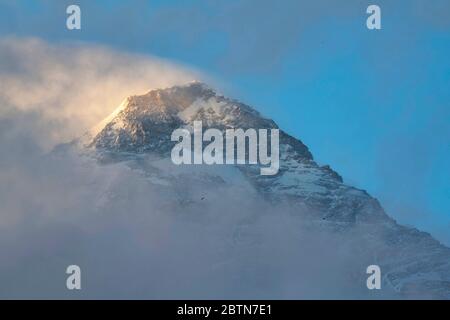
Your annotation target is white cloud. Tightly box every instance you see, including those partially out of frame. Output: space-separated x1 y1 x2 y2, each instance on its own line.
0 37 395 299
0 37 203 149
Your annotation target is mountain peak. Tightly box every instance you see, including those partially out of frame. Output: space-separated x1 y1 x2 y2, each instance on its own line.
128 81 217 115
72 82 450 299
88 82 288 152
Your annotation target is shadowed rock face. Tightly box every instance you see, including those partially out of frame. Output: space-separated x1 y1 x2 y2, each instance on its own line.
83 82 450 299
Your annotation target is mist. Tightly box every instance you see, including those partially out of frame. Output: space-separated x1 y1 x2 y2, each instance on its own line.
0 144 390 299
0 37 398 299
0 36 205 149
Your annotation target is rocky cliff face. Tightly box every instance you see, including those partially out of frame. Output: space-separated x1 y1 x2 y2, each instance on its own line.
77 82 450 298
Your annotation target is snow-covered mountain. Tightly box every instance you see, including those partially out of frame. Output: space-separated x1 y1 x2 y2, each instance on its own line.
72 81 450 299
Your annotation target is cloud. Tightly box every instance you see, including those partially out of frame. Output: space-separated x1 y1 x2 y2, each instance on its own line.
0 112 382 298
0 147 386 298
0 32 448 299
0 37 203 149
0 36 405 299
0 124 394 298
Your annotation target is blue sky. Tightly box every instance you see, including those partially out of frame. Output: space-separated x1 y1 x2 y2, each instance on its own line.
1 0 449 244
